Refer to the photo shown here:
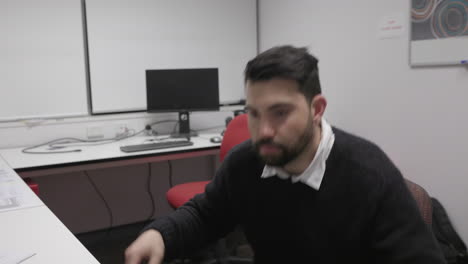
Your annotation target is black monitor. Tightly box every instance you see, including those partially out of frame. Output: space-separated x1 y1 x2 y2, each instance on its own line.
146 68 220 138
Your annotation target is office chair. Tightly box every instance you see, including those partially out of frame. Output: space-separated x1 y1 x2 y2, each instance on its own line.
166 113 252 264
166 114 250 208
405 179 433 225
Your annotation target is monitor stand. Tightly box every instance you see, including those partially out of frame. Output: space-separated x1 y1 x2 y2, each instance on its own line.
170 111 198 139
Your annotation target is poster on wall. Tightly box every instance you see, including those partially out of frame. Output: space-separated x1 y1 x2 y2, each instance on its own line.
410 0 468 66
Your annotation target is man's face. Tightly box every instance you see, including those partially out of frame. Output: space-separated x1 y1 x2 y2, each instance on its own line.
245 79 315 166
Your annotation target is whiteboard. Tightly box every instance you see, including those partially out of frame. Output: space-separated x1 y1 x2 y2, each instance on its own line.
86 0 257 114
0 0 88 121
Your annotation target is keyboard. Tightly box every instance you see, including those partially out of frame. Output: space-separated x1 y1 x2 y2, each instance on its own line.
120 140 194 153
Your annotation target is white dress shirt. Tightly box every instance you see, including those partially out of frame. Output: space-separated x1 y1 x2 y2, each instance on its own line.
260 118 335 190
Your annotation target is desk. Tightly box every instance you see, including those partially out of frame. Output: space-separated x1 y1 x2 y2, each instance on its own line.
0 133 221 177
0 206 100 263
0 134 222 234
0 156 99 264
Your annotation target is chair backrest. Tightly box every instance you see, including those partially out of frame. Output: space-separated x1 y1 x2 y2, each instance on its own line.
405 179 432 226
165 113 250 209
219 113 250 162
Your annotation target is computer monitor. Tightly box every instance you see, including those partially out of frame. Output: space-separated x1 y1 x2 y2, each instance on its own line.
146 68 220 138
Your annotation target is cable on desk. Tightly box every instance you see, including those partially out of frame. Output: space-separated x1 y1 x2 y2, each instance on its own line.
21 119 178 154
171 121 224 134
193 124 225 132
171 121 180 135
147 119 178 135
84 171 114 236
21 129 145 154
170 120 198 136
21 137 83 154
146 163 156 221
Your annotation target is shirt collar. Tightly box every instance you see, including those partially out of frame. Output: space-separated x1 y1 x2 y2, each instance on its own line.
260 118 335 190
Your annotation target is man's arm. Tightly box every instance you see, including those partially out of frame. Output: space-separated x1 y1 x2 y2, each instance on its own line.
127 156 238 261
125 229 165 264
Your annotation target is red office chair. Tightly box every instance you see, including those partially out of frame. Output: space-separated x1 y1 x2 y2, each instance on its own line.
165 114 251 263
166 113 250 208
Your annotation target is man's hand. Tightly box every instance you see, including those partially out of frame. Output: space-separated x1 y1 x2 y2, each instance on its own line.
125 229 165 264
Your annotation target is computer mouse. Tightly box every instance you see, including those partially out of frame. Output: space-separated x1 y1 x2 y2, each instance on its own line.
210 136 223 143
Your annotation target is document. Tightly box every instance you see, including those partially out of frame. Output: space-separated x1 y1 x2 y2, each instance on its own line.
0 156 42 212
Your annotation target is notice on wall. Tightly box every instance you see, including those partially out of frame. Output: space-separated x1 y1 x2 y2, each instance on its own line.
378 14 405 39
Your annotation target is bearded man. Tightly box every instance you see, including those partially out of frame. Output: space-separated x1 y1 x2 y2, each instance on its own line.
125 45 445 264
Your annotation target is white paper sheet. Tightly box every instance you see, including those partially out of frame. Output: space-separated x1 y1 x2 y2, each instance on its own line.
0 156 43 212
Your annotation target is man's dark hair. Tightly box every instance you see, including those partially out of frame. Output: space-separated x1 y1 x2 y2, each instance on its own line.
244 45 321 102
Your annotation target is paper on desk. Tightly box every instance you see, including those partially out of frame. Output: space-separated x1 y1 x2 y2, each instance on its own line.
0 156 42 213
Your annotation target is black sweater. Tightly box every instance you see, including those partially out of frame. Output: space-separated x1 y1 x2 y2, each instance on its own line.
145 128 445 263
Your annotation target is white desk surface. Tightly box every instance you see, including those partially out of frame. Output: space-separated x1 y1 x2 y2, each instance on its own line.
0 156 100 264
0 134 221 264
0 133 221 171
0 206 100 264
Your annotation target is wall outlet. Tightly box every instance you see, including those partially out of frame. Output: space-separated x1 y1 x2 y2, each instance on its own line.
86 124 129 140
87 126 104 140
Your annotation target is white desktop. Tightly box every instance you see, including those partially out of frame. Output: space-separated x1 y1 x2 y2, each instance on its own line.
0 133 222 172
0 155 100 264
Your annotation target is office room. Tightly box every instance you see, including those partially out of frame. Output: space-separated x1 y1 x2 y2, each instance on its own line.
1 0 468 263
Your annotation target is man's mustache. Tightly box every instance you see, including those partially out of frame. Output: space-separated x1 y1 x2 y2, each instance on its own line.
254 138 284 149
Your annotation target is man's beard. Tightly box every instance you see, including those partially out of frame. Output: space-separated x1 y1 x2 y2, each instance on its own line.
253 120 314 166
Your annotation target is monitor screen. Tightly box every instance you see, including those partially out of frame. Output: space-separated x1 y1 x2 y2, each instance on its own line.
146 68 220 112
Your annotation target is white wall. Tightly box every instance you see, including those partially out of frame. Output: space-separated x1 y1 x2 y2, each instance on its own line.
259 0 468 243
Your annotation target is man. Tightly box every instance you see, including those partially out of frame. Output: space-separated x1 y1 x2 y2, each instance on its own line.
125 45 445 263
